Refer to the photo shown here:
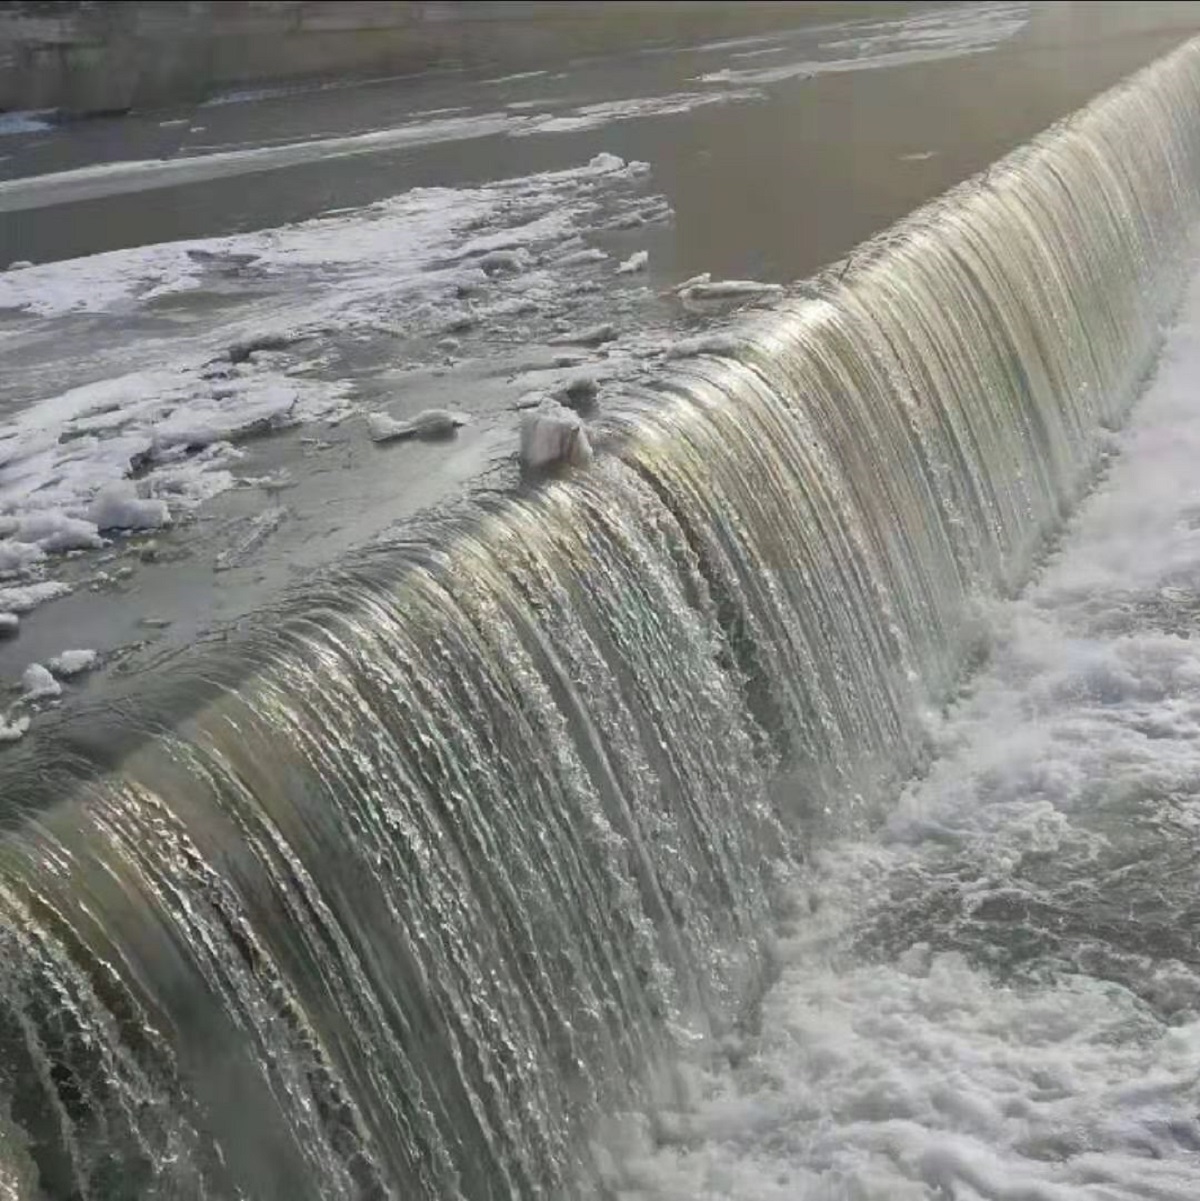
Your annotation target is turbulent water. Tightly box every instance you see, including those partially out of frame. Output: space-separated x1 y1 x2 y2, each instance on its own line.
616 276 1200 1197
4 36 1200 1201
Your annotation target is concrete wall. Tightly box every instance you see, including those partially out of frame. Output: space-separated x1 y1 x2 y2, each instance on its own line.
0 1 924 116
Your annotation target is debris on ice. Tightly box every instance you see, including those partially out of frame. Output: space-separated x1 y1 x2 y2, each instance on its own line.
616 250 649 275
48 649 98 678
519 404 593 470
21 664 61 700
90 484 171 532
367 409 469 443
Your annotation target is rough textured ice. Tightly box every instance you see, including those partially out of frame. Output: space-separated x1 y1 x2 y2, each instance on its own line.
48 649 98 677
665 333 742 360
678 279 784 312
0 581 71 614
89 484 171 532
616 250 649 274
21 663 61 700
553 322 617 347
15 512 103 552
519 405 593 470
367 409 469 443
0 541 46 576
0 715 30 743
559 373 599 412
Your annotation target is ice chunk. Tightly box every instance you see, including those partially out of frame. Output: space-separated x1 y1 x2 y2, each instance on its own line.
228 333 299 364
678 278 783 311
0 541 45 576
555 247 608 266
559 373 599 413
367 409 468 443
90 484 171 532
22 664 61 700
15 512 103 552
0 715 30 744
665 332 742 360
553 323 617 347
0 581 71 613
519 405 593 470
48 649 98 678
476 249 528 276
587 153 626 173
0 614 18 638
616 250 649 275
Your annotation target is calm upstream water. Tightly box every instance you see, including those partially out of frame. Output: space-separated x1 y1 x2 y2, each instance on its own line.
4 4 1200 1198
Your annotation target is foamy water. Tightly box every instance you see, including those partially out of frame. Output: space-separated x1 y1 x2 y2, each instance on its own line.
610 270 1200 1199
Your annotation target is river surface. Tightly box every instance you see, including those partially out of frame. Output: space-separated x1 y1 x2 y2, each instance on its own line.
2 1 1200 707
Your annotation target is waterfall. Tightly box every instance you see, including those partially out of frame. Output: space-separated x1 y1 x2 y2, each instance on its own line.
4 38 1200 1201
